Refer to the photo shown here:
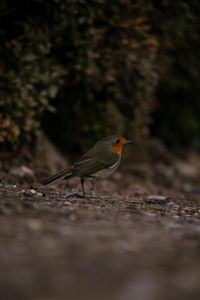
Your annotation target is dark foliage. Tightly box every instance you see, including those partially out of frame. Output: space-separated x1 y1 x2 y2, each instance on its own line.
0 0 158 151
151 1 200 149
1 0 200 152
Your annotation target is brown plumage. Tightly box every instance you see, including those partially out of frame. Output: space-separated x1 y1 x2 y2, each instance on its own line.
41 135 132 197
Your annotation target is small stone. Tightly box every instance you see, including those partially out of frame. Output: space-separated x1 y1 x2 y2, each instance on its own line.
21 165 34 176
30 189 36 194
173 215 180 219
10 165 34 177
64 201 72 206
5 184 13 188
144 211 156 217
145 195 172 205
36 192 43 197
167 201 175 206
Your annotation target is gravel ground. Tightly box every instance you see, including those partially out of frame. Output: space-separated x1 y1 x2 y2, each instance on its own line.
0 144 200 300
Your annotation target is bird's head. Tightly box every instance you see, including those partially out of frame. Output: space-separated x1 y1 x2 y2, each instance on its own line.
99 135 132 154
111 136 132 154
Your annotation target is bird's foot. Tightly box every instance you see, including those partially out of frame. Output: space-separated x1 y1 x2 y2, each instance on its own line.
63 189 85 198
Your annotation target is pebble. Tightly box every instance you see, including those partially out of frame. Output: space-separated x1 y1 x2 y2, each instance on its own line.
144 211 156 217
167 201 175 206
30 189 37 194
184 207 194 212
5 184 13 188
173 215 180 219
146 195 172 205
64 201 72 206
36 192 43 197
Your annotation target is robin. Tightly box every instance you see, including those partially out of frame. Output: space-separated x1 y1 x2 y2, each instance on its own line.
41 135 132 197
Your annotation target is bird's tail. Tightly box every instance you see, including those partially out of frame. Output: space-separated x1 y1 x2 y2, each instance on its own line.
41 167 74 185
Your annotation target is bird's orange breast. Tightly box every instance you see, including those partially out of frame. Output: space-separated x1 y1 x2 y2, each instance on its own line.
112 143 124 154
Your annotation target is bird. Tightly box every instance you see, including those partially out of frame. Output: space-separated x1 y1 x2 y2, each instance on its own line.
41 135 132 198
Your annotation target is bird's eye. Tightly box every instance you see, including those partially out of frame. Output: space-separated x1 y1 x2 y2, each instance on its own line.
116 139 120 144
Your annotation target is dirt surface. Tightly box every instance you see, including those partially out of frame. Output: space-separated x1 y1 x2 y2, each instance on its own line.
0 140 200 300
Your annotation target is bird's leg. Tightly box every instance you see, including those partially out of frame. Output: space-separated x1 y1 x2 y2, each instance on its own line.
81 178 86 198
90 179 100 199
90 180 109 207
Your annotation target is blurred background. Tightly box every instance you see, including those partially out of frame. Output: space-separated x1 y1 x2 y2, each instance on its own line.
1 2 200 300
1 0 200 155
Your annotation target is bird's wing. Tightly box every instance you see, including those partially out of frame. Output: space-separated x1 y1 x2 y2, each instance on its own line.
73 147 119 177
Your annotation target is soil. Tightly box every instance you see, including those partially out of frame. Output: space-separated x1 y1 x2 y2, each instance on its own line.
0 138 200 300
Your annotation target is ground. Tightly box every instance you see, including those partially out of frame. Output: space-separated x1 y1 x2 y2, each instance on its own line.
0 137 200 300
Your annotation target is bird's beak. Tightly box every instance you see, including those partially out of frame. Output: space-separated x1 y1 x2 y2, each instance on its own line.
125 140 133 144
